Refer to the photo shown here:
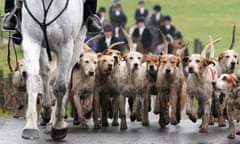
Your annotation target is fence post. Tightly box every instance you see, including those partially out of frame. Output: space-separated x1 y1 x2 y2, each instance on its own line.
194 38 203 54
0 0 3 43
0 69 4 108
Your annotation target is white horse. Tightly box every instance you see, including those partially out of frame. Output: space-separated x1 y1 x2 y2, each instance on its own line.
21 0 86 140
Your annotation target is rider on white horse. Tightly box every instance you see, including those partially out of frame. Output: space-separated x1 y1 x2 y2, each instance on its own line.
2 0 102 44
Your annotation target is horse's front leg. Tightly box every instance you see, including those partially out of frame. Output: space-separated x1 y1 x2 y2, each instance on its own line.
21 40 42 140
39 49 52 126
50 41 74 140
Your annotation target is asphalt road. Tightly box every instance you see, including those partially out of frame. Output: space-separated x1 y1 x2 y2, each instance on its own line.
1 113 240 144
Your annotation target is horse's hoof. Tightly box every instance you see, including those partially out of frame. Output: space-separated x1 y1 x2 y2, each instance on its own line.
236 131 240 135
22 129 39 140
51 127 67 140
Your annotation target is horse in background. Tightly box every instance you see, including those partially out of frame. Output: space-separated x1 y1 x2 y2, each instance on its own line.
21 0 86 140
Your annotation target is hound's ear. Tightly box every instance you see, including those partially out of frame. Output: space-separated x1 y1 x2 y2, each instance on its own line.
142 54 147 63
97 53 102 58
15 62 19 72
159 55 162 62
142 55 145 63
177 57 181 67
120 52 124 58
182 56 189 63
218 52 224 61
203 58 215 66
123 55 128 61
102 49 108 55
235 74 240 87
79 53 84 58
230 74 239 87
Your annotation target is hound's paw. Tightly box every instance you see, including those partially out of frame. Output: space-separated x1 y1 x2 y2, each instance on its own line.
120 124 128 130
102 120 109 127
159 119 166 128
171 119 178 125
73 119 80 125
137 115 142 122
80 123 89 129
120 120 128 130
236 130 240 135
94 124 101 129
218 122 226 127
142 120 150 126
228 133 235 139
112 121 119 126
130 115 136 122
153 109 160 115
199 127 208 133
187 114 197 123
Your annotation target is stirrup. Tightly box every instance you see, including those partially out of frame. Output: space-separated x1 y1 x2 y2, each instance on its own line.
1 12 17 32
86 14 103 33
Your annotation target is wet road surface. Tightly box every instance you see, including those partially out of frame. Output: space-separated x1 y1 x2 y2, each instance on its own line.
1 113 240 144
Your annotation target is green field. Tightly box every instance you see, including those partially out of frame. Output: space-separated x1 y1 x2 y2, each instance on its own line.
1 0 240 75
98 0 240 57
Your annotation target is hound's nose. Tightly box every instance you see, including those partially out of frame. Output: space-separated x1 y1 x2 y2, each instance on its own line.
22 71 27 78
108 64 113 70
108 64 112 67
89 71 94 76
113 56 118 61
165 69 171 74
212 81 216 88
231 62 236 67
149 65 154 70
188 67 194 73
134 63 138 68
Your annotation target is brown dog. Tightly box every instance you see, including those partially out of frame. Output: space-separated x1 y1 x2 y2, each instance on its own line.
69 49 97 129
116 51 146 130
102 48 124 126
156 54 186 128
142 53 160 126
93 54 115 129
212 73 240 138
184 54 216 133
216 26 238 75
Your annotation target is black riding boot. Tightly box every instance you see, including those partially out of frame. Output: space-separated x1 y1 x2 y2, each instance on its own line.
2 0 16 31
84 0 102 33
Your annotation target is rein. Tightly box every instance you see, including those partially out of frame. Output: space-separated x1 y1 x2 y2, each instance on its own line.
7 32 18 72
23 0 70 61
